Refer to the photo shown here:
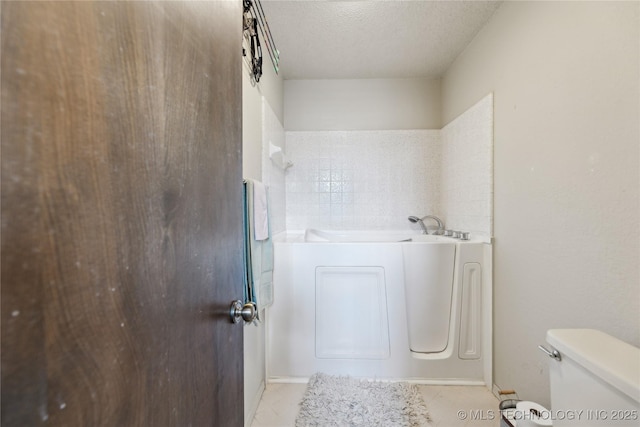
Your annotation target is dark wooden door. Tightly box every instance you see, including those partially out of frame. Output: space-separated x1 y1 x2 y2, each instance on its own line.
1 1 244 425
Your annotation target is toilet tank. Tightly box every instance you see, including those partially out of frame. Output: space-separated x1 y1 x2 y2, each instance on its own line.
546 329 640 426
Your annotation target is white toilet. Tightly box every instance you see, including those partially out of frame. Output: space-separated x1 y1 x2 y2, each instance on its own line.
541 329 640 426
504 329 640 426
504 329 638 427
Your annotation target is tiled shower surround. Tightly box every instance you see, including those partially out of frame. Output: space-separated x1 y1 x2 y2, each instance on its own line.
285 130 441 230
441 94 493 236
284 94 493 236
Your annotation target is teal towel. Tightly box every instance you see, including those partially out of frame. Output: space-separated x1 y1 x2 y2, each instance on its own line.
243 179 274 321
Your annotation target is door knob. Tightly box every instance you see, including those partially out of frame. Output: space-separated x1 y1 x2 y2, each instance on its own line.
229 300 257 323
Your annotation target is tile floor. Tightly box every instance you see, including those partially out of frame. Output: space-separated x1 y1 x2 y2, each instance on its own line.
250 382 500 427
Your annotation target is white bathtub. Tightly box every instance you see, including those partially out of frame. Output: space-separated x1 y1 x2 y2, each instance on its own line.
269 230 492 385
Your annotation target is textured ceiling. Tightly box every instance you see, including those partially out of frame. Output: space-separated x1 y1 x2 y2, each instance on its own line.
260 1 502 79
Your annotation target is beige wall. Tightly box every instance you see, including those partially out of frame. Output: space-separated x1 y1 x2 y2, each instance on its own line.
284 78 441 130
442 1 639 407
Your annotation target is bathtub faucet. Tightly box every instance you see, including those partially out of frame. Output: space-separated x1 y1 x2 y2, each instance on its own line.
408 215 444 235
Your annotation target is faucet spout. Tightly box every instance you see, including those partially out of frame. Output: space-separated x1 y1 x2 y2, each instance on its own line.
408 215 444 235
408 215 429 234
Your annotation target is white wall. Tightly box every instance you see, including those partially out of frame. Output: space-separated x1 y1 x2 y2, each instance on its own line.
284 78 441 130
243 60 284 181
261 99 287 235
442 1 639 407
242 52 284 426
282 77 444 233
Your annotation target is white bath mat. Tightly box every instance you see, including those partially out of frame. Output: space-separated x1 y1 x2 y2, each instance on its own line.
295 373 430 427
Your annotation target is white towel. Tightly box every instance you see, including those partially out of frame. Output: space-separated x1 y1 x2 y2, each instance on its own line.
243 179 274 321
253 181 269 241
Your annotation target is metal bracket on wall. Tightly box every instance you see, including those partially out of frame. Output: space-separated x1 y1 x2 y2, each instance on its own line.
243 0 279 82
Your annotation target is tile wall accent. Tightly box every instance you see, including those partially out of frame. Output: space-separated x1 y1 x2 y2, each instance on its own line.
285 130 442 230
441 93 493 236
261 98 287 235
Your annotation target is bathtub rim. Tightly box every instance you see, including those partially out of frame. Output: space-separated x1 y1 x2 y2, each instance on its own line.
274 229 491 244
